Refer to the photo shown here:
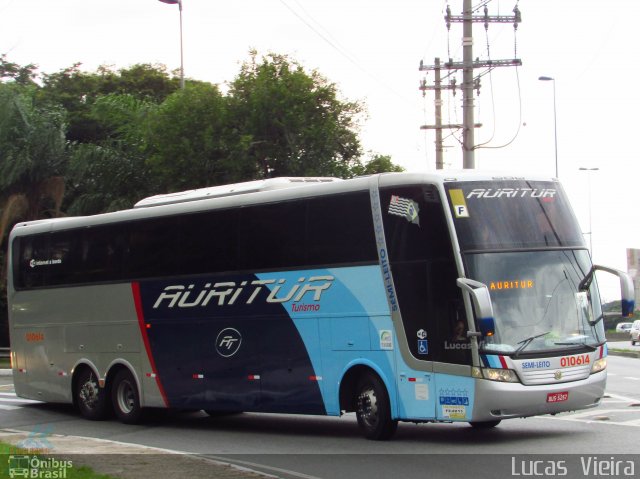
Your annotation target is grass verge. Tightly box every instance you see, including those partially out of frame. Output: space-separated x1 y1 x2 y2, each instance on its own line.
0 441 118 479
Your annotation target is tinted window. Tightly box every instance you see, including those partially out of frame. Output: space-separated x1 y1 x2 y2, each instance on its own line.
13 235 48 289
81 225 127 282
446 180 585 251
180 209 239 275
13 191 378 289
381 185 452 262
127 217 180 278
238 202 306 271
380 185 465 363
307 193 377 266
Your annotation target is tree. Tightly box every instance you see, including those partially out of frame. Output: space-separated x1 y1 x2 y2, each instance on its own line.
0 84 67 242
65 93 158 214
146 83 255 191
348 153 405 177
0 54 38 86
0 84 67 346
228 52 364 179
39 63 180 143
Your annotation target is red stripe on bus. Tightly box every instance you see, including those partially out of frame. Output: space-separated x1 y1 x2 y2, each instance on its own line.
499 355 508 369
131 282 170 407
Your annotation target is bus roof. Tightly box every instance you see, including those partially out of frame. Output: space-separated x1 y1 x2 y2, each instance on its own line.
133 177 342 208
9 171 558 236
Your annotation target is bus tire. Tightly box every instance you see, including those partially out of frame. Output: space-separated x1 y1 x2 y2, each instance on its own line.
355 372 398 440
469 419 501 429
75 368 110 420
111 369 143 424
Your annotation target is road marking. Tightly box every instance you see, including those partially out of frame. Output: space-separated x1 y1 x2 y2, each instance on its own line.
0 397 42 404
605 392 640 403
203 455 322 479
0 392 43 410
0 393 42 403
0 404 20 411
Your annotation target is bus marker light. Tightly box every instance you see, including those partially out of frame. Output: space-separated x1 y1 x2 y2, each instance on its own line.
248 375 261 380
192 374 204 379
57 371 68 376
308 376 323 381
146 323 151 329
146 373 157 378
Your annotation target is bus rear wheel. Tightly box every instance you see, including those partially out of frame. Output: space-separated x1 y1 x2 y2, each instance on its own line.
75 368 110 420
355 372 398 440
111 369 143 424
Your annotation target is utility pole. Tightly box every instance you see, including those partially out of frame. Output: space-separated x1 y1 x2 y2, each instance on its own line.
420 58 454 169
419 1 522 169
420 58 481 169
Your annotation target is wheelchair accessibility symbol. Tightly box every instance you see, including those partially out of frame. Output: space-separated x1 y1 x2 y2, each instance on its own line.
418 340 428 355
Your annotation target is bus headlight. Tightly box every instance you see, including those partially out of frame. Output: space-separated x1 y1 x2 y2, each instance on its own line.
481 368 520 383
591 357 607 374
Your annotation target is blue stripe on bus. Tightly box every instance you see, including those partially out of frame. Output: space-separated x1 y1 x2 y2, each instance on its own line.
257 265 394 415
481 354 503 368
137 272 328 413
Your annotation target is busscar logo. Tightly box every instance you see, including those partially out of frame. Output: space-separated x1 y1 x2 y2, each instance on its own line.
216 328 242 357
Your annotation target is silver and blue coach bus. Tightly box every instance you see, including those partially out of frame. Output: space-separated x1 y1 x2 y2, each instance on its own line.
6 172 634 439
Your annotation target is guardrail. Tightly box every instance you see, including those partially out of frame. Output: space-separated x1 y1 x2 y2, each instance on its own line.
0 347 10 359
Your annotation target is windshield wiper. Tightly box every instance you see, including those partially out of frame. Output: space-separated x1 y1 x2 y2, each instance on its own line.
553 342 597 351
514 331 550 357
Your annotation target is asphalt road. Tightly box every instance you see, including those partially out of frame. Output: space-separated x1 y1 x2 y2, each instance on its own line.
1 356 639 479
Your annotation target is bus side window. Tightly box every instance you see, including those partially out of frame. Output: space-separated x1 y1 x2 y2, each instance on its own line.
14 235 47 289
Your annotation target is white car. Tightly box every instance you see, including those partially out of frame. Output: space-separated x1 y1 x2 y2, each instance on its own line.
631 320 640 346
616 322 633 333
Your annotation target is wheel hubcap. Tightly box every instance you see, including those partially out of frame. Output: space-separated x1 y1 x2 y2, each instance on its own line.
117 380 135 414
357 387 379 427
79 374 99 410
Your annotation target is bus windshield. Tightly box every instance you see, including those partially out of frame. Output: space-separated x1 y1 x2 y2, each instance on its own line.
446 180 584 251
464 250 605 355
446 180 604 355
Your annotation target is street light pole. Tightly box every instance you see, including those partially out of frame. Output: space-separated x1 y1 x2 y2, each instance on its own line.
158 0 184 89
538 76 557 178
579 167 599 257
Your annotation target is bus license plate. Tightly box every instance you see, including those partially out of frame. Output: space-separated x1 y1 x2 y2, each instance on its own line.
547 391 569 403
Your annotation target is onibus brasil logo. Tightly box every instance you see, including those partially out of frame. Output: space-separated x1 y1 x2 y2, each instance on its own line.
7 455 73 478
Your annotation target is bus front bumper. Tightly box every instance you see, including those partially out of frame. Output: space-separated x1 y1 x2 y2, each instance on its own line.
470 370 606 422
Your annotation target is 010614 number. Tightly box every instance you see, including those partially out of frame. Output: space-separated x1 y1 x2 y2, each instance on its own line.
559 354 590 367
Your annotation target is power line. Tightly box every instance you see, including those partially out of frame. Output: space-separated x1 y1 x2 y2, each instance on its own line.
278 0 411 104
419 0 521 169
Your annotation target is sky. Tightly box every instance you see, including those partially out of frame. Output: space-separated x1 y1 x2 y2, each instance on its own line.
1 0 639 300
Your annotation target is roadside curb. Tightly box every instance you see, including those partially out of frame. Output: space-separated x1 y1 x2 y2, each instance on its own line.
1 429 270 478
608 349 640 359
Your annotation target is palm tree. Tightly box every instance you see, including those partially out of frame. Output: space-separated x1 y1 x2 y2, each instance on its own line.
0 84 67 345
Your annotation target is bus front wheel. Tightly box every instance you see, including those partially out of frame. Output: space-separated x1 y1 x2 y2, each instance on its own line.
111 369 143 424
75 368 110 420
355 372 398 440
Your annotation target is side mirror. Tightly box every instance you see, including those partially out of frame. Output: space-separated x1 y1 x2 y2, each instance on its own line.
457 278 496 336
579 265 635 318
